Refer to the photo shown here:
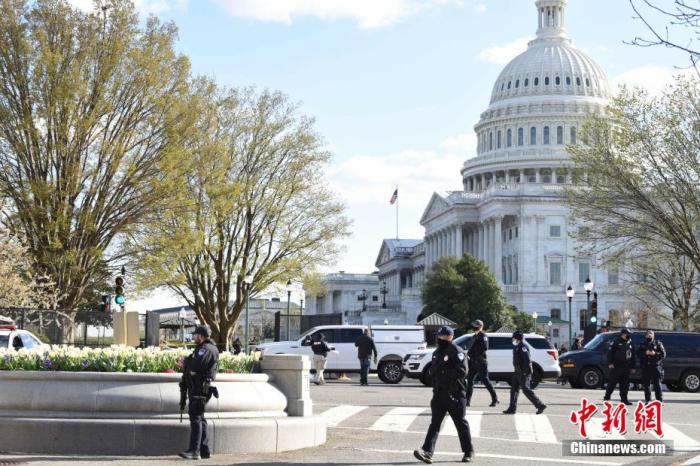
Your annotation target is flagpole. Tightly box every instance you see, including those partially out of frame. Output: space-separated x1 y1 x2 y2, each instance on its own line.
395 185 399 240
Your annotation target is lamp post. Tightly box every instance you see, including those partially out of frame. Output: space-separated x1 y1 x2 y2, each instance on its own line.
286 279 292 341
300 289 305 316
178 308 187 345
584 277 594 321
380 281 388 309
244 274 253 354
531 311 538 334
358 289 367 312
547 320 552 342
566 285 575 350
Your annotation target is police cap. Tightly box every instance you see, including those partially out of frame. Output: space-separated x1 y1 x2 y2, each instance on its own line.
512 330 524 340
620 328 631 335
437 326 454 337
471 319 484 328
193 325 210 337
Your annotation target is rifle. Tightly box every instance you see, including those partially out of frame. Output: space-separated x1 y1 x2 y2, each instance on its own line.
179 357 192 423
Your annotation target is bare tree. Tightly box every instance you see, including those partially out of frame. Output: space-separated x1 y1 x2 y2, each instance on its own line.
0 0 194 341
629 0 700 72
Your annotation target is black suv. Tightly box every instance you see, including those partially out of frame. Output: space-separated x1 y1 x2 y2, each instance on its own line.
559 331 700 392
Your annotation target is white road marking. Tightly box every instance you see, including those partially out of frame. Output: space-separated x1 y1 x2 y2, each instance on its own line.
653 423 700 452
514 413 558 443
585 418 625 440
356 448 623 465
320 404 368 427
442 411 482 438
682 454 700 465
370 407 426 432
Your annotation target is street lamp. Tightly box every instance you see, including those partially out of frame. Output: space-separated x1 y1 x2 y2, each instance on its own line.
547 320 552 342
584 277 594 321
286 279 293 341
244 273 253 354
358 289 367 312
566 285 575 350
178 308 187 345
380 281 388 309
300 289 305 316
531 311 538 334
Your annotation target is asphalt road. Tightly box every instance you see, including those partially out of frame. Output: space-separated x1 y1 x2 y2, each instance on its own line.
2 375 700 466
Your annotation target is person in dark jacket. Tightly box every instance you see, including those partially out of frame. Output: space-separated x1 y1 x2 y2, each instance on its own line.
232 337 242 355
414 326 474 464
179 326 219 460
311 333 333 385
355 328 378 386
465 320 498 407
604 328 636 405
637 330 665 403
572 337 582 350
503 331 546 415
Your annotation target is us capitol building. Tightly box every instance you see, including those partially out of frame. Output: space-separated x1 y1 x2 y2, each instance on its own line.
306 0 636 345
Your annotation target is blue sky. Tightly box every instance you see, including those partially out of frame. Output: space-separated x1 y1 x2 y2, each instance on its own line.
69 0 688 308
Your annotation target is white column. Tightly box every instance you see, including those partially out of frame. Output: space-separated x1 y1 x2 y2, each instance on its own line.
456 225 463 258
425 236 431 272
535 168 541 183
484 220 491 272
519 169 524 183
494 217 503 283
479 223 485 261
552 168 557 183
536 216 545 285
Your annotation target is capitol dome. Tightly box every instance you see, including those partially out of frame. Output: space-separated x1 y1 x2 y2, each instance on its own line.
461 0 611 191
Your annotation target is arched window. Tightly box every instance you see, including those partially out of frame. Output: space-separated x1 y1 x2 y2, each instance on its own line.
530 127 537 145
515 79 520 88
489 132 493 151
576 77 581 86
543 126 550 145
518 128 524 146
555 76 561 85
497 130 502 149
507 129 512 147
557 126 563 144
534 77 539 86
570 126 577 144
501 83 504 91
545 76 550 85
508 81 512 89
585 78 590 87
566 76 571 85
524 78 529 87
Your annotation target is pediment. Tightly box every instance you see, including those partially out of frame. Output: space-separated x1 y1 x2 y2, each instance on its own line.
420 193 450 225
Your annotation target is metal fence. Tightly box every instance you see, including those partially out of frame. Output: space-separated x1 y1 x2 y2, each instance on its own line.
0 307 113 346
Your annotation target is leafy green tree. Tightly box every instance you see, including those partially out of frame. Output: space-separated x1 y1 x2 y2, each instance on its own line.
133 85 351 349
506 305 536 334
421 254 509 330
0 0 194 341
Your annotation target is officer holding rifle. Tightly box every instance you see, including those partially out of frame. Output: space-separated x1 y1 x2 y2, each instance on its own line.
178 326 219 460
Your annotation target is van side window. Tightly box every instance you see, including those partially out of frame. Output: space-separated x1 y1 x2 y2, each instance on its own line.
525 337 552 349
339 329 363 343
489 337 511 350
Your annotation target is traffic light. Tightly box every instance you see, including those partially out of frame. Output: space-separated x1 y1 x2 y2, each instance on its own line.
115 276 125 305
101 295 111 313
590 295 598 324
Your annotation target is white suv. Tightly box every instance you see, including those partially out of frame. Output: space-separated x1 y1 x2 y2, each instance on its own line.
255 325 427 384
0 325 45 351
403 332 561 388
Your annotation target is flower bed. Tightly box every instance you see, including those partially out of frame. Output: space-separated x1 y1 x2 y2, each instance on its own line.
0 345 257 373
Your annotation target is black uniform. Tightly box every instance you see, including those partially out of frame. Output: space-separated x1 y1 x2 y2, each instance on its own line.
637 338 665 402
182 339 219 456
311 338 332 357
421 342 473 456
604 335 636 403
466 332 498 405
506 341 545 412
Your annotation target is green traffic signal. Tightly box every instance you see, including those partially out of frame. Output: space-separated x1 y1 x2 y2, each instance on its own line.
115 295 125 305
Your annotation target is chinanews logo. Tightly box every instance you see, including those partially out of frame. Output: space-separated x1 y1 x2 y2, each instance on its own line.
564 398 671 456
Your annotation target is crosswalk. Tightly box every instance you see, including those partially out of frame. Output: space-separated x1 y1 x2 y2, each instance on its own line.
319 404 700 452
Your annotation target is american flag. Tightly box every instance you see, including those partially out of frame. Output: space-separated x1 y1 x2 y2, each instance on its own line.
389 188 398 205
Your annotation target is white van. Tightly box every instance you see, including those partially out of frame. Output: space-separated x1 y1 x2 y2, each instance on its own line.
255 325 426 384
403 332 561 388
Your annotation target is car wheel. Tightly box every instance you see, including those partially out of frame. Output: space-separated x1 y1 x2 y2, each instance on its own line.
680 369 700 393
665 382 683 392
579 367 603 389
530 368 542 389
569 378 583 389
420 365 433 387
378 360 404 384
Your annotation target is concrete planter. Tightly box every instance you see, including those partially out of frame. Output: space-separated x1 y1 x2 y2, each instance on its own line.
0 355 325 455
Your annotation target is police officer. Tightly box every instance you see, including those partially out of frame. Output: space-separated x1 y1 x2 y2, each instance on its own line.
503 331 546 415
604 328 636 405
637 330 665 403
414 326 474 464
466 319 498 407
311 332 333 385
179 326 219 460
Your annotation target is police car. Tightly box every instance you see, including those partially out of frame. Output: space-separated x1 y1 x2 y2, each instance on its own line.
0 320 45 350
403 332 561 387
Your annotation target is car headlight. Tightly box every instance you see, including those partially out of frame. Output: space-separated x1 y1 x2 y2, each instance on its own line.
407 353 427 361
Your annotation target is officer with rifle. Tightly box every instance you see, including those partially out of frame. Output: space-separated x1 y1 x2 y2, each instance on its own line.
178 326 219 460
